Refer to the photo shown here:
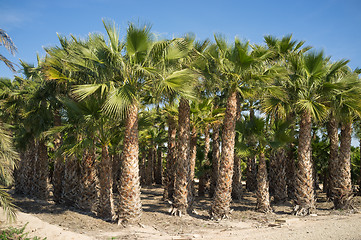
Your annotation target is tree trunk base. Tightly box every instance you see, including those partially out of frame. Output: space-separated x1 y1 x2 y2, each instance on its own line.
169 205 187 217
292 204 315 216
333 194 354 210
209 209 232 221
256 205 272 213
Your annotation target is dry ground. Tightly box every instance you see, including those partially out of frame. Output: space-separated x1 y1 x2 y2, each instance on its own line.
1 186 361 240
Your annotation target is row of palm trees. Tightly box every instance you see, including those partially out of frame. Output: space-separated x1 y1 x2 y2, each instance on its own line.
1 21 361 223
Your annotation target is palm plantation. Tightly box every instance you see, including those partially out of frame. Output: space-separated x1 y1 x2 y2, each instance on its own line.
2 21 361 232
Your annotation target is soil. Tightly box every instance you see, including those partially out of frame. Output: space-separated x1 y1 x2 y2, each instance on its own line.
1 186 361 240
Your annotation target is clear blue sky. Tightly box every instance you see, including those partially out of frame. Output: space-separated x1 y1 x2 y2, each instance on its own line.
1 0 361 79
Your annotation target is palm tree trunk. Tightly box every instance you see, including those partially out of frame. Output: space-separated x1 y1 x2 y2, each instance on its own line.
117 103 142 223
24 139 36 195
139 151 146 186
52 110 64 204
112 154 122 193
14 151 25 194
172 97 191 216
210 91 237 220
293 110 315 216
246 107 257 192
34 139 49 200
145 146 154 186
256 152 271 212
209 123 220 197
163 115 177 200
62 156 80 206
272 149 288 203
246 156 257 192
155 146 163 185
286 143 296 199
232 155 242 201
199 125 211 197
97 145 116 220
77 149 98 212
333 120 353 209
326 115 339 198
53 157 64 203
187 125 197 208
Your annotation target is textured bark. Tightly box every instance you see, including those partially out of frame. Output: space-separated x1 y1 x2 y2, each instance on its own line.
172 98 191 216
23 139 36 195
154 146 163 185
112 154 122 194
77 150 98 213
33 140 49 200
53 156 64 203
14 151 26 194
269 153 276 196
61 156 80 206
210 91 237 220
139 151 146 186
293 110 315 216
199 125 211 197
286 143 296 200
333 121 353 209
188 125 197 205
97 145 116 220
117 104 142 223
52 110 64 203
246 108 257 192
256 152 271 212
189 125 197 184
326 116 339 198
209 123 220 197
246 156 257 192
271 149 288 203
232 155 242 201
144 146 155 186
163 115 177 200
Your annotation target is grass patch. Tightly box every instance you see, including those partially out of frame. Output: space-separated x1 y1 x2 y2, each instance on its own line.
0 223 46 240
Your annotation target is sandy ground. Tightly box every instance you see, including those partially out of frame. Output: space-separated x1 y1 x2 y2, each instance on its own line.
1 187 361 240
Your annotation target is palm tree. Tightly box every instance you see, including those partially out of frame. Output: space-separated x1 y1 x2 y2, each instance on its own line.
263 34 311 200
288 51 330 215
321 60 350 199
330 70 361 209
149 36 198 216
208 36 275 219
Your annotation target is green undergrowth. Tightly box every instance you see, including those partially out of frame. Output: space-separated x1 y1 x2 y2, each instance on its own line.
0 223 46 240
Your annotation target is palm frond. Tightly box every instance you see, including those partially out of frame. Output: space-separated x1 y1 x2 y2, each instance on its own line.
0 189 16 222
0 29 17 55
102 84 138 119
72 84 106 101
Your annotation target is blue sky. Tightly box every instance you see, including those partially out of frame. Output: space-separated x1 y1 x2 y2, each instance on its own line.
1 0 361 79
